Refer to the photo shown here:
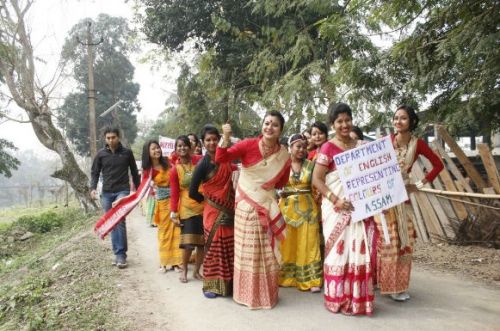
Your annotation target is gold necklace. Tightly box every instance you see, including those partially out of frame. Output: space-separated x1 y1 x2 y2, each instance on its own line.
394 134 411 148
335 137 354 150
260 140 278 166
180 161 193 176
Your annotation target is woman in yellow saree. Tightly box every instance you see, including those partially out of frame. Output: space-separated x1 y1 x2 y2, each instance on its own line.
278 134 322 292
141 140 183 271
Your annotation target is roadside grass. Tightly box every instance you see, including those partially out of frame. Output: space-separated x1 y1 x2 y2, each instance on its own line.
0 207 126 330
0 200 79 225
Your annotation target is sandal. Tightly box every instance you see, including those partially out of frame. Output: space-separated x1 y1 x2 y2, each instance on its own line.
310 287 321 293
203 291 217 299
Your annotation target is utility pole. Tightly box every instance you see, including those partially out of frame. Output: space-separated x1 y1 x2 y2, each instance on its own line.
77 22 103 159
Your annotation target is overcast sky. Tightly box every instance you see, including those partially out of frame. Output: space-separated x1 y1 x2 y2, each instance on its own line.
0 0 177 155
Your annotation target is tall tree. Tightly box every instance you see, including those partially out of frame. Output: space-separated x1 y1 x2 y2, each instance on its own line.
59 14 140 155
0 138 20 178
145 62 262 140
138 0 398 133
0 0 97 211
368 0 500 134
139 0 267 128
140 0 500 134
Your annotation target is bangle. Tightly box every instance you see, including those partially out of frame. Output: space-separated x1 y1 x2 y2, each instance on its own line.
326 191 333 201
170 212 178 219
415 180 424 189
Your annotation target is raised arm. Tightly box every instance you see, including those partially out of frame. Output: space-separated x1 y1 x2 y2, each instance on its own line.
215 123 246 163
215 141 248 163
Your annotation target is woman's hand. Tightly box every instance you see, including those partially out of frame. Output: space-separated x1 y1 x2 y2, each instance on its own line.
112 195 130 208
405 184 418 193
334 198 354 211
221 123 232 146
170 212 182 226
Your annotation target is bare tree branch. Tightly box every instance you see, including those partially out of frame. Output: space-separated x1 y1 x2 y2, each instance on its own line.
0 112 30 123
0 0 97 211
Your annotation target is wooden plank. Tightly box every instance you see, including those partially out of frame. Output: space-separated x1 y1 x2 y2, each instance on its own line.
483 187 496 194
432 145 469 220
419 156 458 221
409 193 430 242
433 142 475 194
453 180 476 214
437 125 487 189
413 191 446 239
477 143 500 194
412 160 455 239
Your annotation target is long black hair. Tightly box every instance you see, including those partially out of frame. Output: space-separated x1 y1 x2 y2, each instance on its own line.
141 140 168 170
395 105 419 131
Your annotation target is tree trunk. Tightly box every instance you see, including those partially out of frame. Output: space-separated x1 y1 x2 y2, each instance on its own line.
27 112 98 212
0 0 98 213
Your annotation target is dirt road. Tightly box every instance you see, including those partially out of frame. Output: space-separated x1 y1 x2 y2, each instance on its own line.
115 210 500 331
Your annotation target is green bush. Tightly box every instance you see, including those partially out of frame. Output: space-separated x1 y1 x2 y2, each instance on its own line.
15 211 64 233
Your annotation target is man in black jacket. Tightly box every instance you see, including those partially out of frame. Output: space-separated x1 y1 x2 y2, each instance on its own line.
90 127 140 268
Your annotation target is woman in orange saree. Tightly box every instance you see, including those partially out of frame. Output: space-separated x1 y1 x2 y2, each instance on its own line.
141 140 183 271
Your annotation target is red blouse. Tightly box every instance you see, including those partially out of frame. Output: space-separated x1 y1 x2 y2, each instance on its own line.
316 141 343 171
215 137 290 189
307 149 318 161
390 134 443 182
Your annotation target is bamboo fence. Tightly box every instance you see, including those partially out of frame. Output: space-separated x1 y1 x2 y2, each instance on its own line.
408 125 500 242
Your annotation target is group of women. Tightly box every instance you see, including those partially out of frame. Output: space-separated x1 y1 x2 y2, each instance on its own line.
138 102 443 315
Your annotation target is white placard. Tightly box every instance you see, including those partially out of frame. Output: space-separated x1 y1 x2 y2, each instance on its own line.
158 136 175 157
333 136 408 222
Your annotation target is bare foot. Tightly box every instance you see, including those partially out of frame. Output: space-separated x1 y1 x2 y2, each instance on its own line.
172 265 183 273
179 274 188 283
193 272 203 281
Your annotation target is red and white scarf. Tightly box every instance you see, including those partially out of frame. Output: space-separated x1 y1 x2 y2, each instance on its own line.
94 169 152 239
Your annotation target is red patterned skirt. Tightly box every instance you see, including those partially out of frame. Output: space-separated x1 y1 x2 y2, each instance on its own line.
233 200 279 309
375 207 416 294
202 204 234 296
323 211 375 315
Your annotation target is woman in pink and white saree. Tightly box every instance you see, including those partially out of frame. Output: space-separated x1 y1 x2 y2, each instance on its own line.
215 112 291 309
312 103 375 316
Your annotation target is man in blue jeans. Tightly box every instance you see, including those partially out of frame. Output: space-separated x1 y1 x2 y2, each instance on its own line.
90 127 140 269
